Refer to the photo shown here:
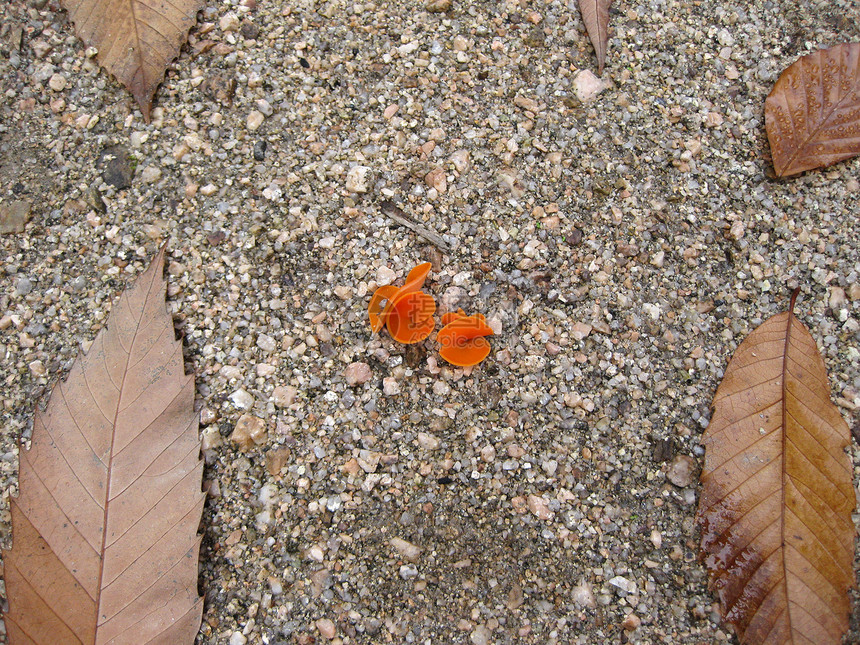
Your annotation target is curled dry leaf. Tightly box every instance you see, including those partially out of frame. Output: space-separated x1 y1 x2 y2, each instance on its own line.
578 0 611 75
765 42 860 177
3 248 204 644
697 291 855 645
62 0 204 121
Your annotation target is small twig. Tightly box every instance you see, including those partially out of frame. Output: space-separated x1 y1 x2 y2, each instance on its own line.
379 200 453 253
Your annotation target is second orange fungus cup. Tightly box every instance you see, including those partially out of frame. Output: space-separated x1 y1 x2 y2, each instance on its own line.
367 263 436 344
437 308 494 367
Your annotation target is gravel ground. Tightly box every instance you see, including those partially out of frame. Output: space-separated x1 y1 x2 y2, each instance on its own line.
2 0 860 643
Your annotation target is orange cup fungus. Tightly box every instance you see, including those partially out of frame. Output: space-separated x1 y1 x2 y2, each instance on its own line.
437 308 494 367
368 263 436 344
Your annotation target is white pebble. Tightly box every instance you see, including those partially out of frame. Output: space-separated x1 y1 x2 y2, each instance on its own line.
246 110 265 131
382 377 400 395
229 388 255 409
140 166 162 183
346 165 372 193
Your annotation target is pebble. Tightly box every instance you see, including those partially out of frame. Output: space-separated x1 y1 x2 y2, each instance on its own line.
246 110 265 131
140 166 162 183
425 0 451 11
382 377 400 396
229 388 255 409
220 13 240 31
230 414 267 449
424 168 447 193
345 165 372 193
470 625 491 645
0 200 32 234
256 334 276 352
344 362 372 386
315 618 336 640
666 454 696 488
622 613 642 631
390 537 422 561
399 564 419 579
526 494 553 520
417 432 440 450
573 70 609 102
229 632 247 645
271 385 297 408
48 73 66 91
571 581 596 608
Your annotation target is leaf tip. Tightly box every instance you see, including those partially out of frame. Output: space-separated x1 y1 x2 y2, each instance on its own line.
789 286 801 312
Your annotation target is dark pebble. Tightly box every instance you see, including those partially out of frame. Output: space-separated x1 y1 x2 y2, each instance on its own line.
253 140 267 161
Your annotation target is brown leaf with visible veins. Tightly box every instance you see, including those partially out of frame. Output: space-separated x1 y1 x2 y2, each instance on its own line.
61 0 203 121
578 0 611 75
3 248 204 644
765 42 860 177
697 290 855 645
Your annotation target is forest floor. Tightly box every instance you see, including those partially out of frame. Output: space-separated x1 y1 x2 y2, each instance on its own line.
1 0 859 643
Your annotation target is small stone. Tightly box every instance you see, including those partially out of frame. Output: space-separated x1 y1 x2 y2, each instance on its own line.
377 266 397 284
571 322 592 340
666 454 696 487
622 613 642 631
847 284 860 301
229 389 255 409
450 149 470 173
572 70 608 103
344 362 372 386
526 494 553 520
425 0 451 12
452 35 469 52
15 277 33 295
346 165 372 193
704 111 723 128
266 447 291 475
230 414 267 449
316 618 336 640
417 432 440 450
390 537 422 561
572 580 596 608
0 200 32 234
99 145 134 190
272 385 297 408
357 450 380 473
425 167 447 193
382 377 400 395
29 360 46 377
199 183 218 197
246 110 265 131
729 220 745 240
140 165 162 183
253 140 267 161
229 632 247 645
829 286 847 308
256 333 276 352
48 73 66 91
399 564 419 579
470 625 491 645
220 12 240 31
383 104 399 119
608 575 634 594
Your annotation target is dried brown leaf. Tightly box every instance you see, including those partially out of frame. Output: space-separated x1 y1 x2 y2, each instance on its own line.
765 42 860 177
578 0 611 75
61 0 204 121
4 248 204 644
697 291 855 644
